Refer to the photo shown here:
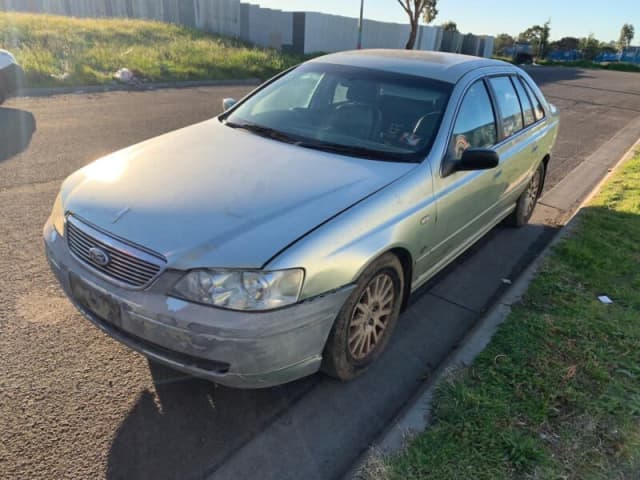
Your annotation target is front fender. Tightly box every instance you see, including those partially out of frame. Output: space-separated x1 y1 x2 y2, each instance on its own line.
266 164 436 300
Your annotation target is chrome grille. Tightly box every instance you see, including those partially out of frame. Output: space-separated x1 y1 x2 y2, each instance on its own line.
66 216 165 288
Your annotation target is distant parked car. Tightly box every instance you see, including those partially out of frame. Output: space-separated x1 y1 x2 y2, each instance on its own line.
0 49 23 104
44 50 559 388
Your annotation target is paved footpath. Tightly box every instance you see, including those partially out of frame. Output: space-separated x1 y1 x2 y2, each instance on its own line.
1 68 639 480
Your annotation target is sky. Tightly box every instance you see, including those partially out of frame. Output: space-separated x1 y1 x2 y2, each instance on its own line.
253 0 639 43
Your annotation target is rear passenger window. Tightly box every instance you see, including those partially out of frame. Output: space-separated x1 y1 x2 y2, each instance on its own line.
488 76 523 139
512 76 535 127
449 80 497 160
519 77 545 121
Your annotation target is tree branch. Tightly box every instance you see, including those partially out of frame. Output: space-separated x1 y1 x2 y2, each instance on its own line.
396 0 412 16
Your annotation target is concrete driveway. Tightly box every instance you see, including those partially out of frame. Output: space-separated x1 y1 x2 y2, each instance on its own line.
1 67 639 480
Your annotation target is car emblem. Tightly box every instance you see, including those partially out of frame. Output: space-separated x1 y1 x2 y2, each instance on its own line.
88 247 110 267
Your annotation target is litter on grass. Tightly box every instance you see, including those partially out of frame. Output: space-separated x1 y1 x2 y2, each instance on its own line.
51 72 70 81
114 68 135 83
598 295 613 304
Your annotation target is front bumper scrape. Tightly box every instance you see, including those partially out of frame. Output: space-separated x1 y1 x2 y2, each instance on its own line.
43 219 355 388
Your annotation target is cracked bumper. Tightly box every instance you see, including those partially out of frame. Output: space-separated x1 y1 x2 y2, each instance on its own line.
43 219 354 388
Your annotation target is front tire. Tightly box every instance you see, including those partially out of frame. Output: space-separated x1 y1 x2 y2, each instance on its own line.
322 253 404 381
505 162 545 227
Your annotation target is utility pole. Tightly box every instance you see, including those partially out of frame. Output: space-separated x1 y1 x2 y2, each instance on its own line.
357 0 364 49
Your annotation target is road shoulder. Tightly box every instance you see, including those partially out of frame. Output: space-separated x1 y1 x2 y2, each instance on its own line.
13 78 261 98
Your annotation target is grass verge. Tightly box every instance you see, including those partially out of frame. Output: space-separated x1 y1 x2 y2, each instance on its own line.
376 151 640 479
0 12 303 87
493 55 640 73
538 60 640 73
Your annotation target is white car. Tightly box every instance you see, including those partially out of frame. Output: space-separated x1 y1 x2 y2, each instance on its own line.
0 49 23 104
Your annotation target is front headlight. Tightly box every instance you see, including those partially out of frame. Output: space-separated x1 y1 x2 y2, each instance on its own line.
50 192 65 235
171 269 304 311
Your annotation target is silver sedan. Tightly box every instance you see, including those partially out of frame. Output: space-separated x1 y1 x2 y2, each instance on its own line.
44 50 559 388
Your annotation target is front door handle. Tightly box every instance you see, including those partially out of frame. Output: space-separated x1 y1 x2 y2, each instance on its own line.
532 145 539 153
493 169 503 179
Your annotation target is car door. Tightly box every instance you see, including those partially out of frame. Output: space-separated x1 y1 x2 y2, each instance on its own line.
486 75 538 208
416 78 504 277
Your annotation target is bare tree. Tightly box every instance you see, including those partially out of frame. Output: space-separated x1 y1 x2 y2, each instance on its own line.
396 0 439 50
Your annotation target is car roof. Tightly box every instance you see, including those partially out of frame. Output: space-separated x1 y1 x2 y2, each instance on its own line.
310 49 511 83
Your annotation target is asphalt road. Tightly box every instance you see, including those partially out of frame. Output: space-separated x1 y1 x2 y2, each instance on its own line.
1 68 639 480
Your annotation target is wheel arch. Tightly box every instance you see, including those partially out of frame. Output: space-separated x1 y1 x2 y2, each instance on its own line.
540 154 550 193
389 247 413 312
353 246 414 312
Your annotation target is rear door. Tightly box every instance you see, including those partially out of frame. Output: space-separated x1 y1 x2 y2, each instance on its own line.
486 75 539 208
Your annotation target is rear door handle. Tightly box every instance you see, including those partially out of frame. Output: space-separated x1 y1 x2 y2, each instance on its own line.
531 145 539 153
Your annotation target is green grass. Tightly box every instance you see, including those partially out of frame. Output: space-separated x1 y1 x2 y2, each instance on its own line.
375 152 640 479
492 54 640 73
538 59 640 73
0 12 303 87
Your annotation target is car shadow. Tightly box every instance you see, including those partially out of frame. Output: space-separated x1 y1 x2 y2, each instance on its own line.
106 361 318 480
0 107 36 162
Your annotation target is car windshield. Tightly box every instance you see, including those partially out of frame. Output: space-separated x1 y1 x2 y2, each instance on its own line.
223 62 453 163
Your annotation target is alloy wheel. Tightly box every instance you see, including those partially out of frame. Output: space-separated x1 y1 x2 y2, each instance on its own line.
348 273 395 360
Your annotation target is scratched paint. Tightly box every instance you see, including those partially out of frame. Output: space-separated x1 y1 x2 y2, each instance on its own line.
166 297 188 313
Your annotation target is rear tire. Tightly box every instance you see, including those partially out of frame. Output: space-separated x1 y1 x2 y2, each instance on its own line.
505 162 545 227
322 253 404 381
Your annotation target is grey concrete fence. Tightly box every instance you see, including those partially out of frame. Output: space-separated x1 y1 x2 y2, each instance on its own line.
0 0 494 56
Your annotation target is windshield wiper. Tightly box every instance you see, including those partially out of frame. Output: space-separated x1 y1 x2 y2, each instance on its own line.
224 121 298 144
295 140 402 161
225 121 412 162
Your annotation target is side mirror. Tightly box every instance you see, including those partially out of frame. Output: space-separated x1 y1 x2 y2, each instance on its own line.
222 98 237 111
443 148 499 177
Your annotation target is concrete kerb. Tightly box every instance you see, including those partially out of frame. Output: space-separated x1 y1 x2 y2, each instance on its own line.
346 135 640 480
14 78 261 98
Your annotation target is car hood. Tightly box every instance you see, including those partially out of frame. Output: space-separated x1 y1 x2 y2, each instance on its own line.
62 119 415 269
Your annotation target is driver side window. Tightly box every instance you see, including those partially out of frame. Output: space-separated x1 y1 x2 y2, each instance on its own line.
450 81 497 160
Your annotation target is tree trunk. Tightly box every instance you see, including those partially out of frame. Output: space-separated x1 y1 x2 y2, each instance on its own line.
405 19 417 49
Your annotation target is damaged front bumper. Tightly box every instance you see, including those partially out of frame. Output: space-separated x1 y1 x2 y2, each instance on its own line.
43 219 354 388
